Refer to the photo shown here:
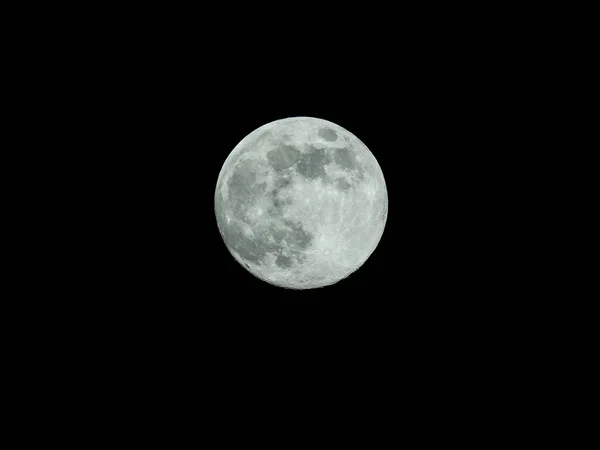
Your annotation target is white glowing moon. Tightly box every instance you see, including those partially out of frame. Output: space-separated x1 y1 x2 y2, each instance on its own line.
215 117 387 289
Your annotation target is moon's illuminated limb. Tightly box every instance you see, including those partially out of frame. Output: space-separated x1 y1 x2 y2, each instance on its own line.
215 117 387 289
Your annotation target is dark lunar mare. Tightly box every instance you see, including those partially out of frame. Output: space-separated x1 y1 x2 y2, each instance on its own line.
333 147 366 181
225 159 267 217
335 177 353 191
217 216 313 269
217 156 314 269
318 127 338 141
267 144 300 171
333 147 357 170
267 143 332 182
296 145 331 180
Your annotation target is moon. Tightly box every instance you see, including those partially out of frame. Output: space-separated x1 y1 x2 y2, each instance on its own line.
214 117 388 289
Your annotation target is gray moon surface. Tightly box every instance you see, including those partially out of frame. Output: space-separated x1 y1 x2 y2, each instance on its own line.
214 117 388 289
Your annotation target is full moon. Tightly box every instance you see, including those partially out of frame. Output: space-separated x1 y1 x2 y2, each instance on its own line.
214 117 388 289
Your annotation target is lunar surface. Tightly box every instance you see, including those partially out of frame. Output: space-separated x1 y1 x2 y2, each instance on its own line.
214 117 387 289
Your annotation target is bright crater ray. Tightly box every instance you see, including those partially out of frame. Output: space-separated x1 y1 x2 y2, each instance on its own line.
214 116 388 289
